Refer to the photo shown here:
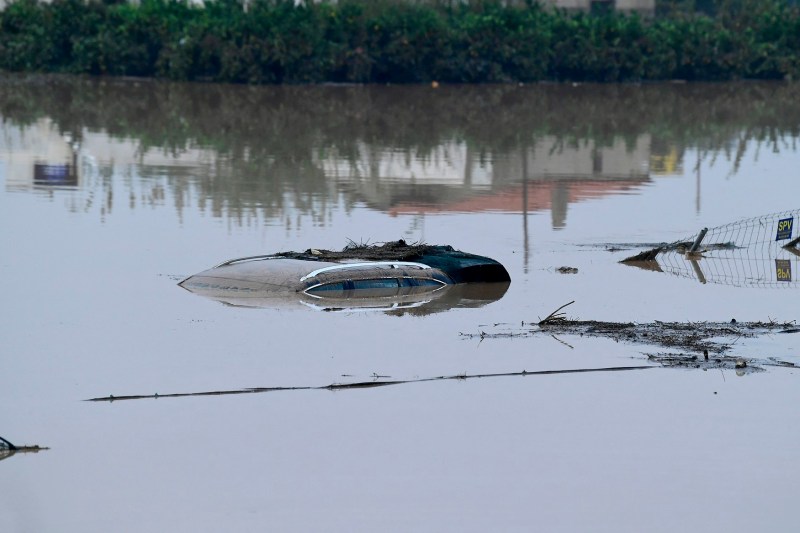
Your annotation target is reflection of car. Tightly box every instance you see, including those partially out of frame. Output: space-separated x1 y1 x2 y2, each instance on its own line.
179 241 510 313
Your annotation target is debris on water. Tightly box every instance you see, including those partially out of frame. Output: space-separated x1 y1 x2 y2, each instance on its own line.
645 353 764 373
86 346 797 404
620 246 665 262
86 300 798 404
462 303 797 373
277 239 443 262
538 300 574 325
767 358 798 367
470 316 797 356
86 315 799 404
620 241 740 263
86 365 657 403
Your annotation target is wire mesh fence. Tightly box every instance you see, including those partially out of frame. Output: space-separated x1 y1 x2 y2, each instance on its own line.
623 209 799 288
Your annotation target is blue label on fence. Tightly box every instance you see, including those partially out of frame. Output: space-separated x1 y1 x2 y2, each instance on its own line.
776 217 793 241
776 259 792 282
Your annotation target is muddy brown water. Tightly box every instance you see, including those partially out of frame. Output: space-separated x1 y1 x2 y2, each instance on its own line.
1 75 798 532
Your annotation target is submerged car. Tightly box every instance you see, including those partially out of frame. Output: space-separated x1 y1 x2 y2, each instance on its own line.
178 240 511 313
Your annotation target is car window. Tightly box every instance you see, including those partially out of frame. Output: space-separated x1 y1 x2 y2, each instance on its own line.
351 279 400 290
306 282 346 293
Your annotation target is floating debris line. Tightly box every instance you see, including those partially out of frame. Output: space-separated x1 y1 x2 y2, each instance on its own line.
464 315 798 355
86 301 798 404
87 366 658 403
87 321 799 404
86 349 799 404
642 352 795 374
461 301 798 376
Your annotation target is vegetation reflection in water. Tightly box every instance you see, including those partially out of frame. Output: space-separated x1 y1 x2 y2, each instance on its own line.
2 75 800 229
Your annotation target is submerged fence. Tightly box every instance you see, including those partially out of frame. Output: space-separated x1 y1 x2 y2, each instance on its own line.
623 209 800 288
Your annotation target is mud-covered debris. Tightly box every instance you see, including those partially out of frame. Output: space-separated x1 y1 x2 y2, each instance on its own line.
620 241 737 262
276 239 437 262
624 260 664 272
621 246 665 262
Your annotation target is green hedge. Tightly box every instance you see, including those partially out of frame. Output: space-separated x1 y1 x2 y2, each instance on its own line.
1 0 799 83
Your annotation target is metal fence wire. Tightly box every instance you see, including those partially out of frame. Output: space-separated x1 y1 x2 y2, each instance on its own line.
626 209 800 288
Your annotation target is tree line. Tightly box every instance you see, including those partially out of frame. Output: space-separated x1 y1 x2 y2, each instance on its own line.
1 0 798 83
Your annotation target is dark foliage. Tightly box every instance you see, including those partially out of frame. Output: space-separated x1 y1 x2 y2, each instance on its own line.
1 0 799 82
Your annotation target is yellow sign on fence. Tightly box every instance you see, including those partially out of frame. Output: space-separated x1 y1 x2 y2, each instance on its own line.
776 218 794 241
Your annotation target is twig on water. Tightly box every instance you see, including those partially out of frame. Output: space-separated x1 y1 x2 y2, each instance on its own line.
550 334 574 349
539 300 575 325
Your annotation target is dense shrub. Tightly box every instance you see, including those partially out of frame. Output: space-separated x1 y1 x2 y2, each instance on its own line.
0 0 799 83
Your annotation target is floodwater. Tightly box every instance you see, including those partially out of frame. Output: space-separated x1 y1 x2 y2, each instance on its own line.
1 75 798 532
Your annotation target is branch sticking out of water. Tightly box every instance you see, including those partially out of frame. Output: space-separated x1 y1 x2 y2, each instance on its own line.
538 300 575 325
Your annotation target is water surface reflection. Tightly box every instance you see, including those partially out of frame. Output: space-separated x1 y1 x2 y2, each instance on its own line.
2 76 799 231
181 279 510 315
2 75 800 533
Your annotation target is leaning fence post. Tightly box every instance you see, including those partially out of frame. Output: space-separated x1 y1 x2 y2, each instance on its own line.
686 227 708 258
